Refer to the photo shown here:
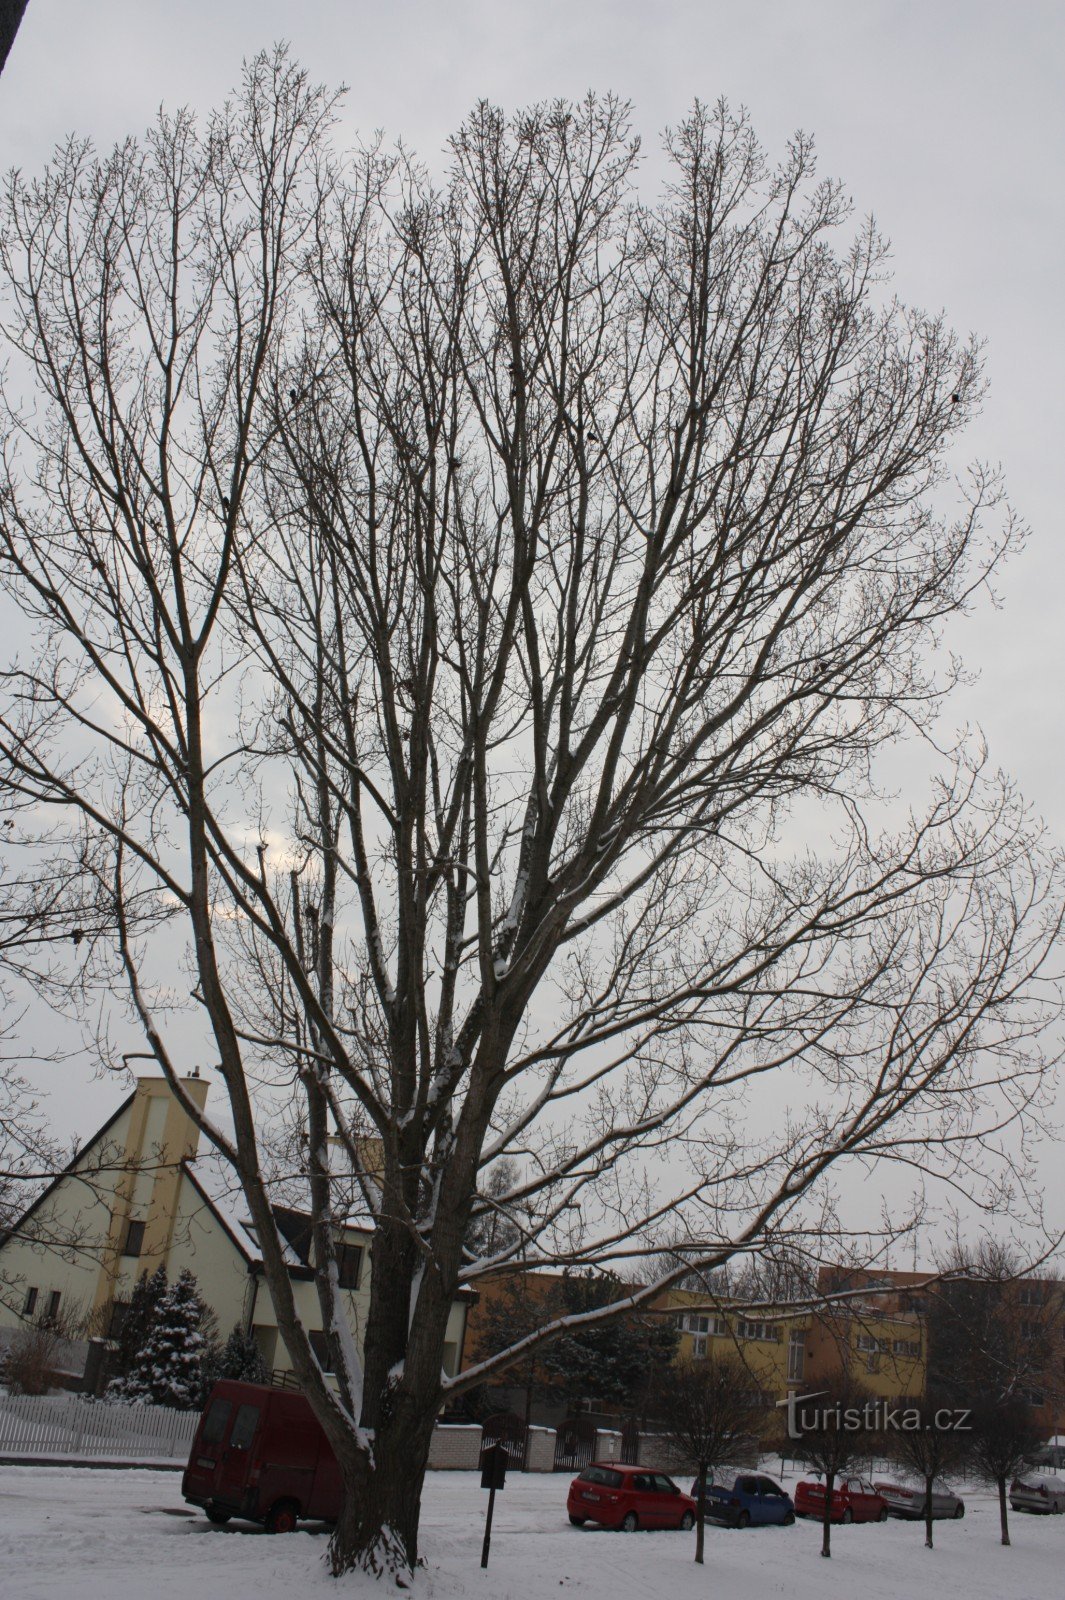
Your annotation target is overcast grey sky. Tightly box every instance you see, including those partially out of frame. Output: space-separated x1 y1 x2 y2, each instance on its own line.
1 1 1062 1236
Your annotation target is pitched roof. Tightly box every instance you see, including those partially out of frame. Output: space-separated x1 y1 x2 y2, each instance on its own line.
0 1088 136 1250
181 1150 305 1271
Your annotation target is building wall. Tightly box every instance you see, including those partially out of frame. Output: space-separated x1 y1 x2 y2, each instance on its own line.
659 1287 925 1405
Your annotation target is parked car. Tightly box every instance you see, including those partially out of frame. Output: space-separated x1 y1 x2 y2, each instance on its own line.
567 1463 697 1531
874 1479 965 1520
1027 1442 1065 1473
1010 1471 1065 1515
692 1472 795 1528
183 1379 341 1531
793 1474 888 1523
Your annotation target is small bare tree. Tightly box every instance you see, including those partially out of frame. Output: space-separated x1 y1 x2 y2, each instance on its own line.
969 1395 1042 1546
645 1354 768 1563
885 1391 971 1549
791 1369 880 1558
0 53 1060 1580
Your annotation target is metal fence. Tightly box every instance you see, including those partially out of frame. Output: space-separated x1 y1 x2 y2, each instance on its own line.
0 1392 198 1461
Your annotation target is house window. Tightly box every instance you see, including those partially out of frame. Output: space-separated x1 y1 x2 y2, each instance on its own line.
308 1330 334 1373
682 1313 725 1356
42 1290 61 1327
335 1241 362 1291
787 1330 806 1382
108 1300 130 1339
736 1319 781 1343
893 1338 921 1358
1019 1283 1046 1307
122 1219 146 1257
1020 1321 1041 1341
856 1333 881 1353
22 1286 39 1318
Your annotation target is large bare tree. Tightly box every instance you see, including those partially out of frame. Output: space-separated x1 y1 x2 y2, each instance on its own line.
0 53 1060 1579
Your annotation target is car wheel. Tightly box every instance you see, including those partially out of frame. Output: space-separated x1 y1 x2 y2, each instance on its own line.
736 1510 751 1529
1052 1499 1063 1516
953 1503 966 1520
205 1505 231 1526
783 1511 795 1526
841 1509 854 1525
679 1511 694 1531
878 1507 889 1522
620 1511 639 1533
569 1515 587 1526
265 1500 299 1535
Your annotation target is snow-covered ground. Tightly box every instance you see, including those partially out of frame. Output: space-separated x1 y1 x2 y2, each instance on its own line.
1 1463 1062 1600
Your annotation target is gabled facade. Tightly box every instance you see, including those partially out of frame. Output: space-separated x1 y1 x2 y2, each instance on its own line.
0 1074 470 1382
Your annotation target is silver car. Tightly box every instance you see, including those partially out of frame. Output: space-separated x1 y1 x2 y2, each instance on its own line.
874 1479 965 1520
1010 1472 1065 1514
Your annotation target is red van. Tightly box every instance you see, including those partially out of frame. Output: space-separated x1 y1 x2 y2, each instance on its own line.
182 1379 341 1532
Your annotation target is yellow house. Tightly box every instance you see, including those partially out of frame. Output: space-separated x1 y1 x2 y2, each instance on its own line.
0 1074 471 1383
660 1286 926 1403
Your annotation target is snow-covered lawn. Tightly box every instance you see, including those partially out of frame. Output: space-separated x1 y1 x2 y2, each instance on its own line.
1 1463 1062 1599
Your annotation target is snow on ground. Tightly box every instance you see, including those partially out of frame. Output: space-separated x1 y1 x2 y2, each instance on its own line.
1 1463 1062 1600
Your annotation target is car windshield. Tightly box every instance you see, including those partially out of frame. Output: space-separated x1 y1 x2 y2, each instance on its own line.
579 1466 623 1489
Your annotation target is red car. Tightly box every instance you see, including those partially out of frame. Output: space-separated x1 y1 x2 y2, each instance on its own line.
794 1474 888 1524
568 1462 697 1531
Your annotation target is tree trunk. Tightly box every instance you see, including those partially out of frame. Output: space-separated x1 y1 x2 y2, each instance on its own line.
327 1409 436 1581
925 1473 934 1550
997 1476 1010 1547
821 1472 834 1558
0 1 28 77
695 1461 707 1565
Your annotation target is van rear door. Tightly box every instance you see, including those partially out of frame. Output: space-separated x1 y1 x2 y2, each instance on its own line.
186 1392 235 1504
213 1398 262 1511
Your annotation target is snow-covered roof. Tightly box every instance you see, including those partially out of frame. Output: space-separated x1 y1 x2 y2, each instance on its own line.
182 1148 373 1274
182 1150 304 1270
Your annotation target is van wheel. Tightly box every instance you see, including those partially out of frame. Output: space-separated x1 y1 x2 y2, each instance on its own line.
205 1505 231 1526
265 1500 299 1535
620 1511 639 1532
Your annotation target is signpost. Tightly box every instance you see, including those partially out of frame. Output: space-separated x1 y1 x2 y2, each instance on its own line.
479 1441 508 1569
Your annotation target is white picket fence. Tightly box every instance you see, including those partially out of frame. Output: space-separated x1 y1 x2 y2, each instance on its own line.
0 1392 198 1461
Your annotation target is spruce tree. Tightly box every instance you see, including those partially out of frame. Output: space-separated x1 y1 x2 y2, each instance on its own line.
216 1323 269 1384
121 1269 208 1409
106 1264 168 1398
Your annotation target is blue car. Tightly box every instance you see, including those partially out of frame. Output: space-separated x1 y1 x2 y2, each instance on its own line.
692 1472 796 1528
